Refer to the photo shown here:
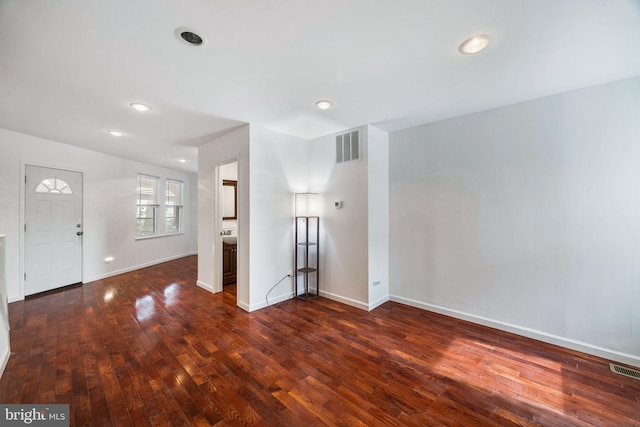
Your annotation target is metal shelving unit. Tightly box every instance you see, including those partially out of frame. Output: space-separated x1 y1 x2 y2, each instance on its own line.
294 216 319 301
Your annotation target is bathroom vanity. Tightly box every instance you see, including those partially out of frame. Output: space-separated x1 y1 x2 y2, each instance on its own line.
222 238 237 285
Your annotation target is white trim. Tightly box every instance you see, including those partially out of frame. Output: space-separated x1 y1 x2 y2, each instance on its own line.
368 295 389 311
213 164 223 294
319 289 369 311
135 232 185 241
0 233 9 380
196 280 214 293
390 294 640 369
19 163 24 302
0 345 9 379
248 290 294 312
4 253 201 302
84 252 197 283
237 300 250 312
267 292 295 308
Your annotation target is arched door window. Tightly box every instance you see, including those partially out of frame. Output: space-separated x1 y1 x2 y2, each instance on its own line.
35 178 74 194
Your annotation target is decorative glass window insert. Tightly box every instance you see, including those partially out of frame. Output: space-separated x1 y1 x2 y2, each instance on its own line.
35 178 73 194
137 175 158 236
166 179 183 233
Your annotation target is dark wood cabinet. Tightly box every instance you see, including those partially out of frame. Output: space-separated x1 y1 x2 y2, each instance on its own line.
222 242 237 285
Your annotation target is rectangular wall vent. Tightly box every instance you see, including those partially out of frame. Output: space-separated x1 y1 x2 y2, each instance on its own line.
336 130 360 164
609 363 640 380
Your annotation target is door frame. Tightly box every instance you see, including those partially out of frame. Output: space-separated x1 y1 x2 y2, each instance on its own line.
213 158 239 295
19 161 84 301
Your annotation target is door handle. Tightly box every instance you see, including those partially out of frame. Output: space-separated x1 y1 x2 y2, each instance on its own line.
77 231 84 236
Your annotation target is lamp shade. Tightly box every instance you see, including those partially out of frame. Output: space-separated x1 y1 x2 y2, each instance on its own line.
295 193 320 217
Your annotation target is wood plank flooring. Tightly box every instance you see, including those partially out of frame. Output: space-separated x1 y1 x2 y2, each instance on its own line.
0 256 638 426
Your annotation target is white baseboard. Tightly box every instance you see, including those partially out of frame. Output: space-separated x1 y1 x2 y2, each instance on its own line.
197 281 252 312
317 290 389 312
319 290 369 311
265 291 294 308
196 280 214 293
237 300 250 312
0 342 10 379
248 291 294 312
368 295 390 311
84 252 197 283
390 295 640 369
7 252 199 303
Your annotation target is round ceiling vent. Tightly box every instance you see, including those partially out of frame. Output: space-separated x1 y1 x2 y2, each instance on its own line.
174 27 207 46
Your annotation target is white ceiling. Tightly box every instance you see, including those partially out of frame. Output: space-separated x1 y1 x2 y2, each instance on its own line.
1 0 639 173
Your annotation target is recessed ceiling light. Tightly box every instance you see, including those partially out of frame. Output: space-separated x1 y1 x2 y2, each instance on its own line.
459 34 490 54
175 27 207 46
315 100 334 110
129 103 151 112
178 159 189 163
181 31 202 45
107 130 123 137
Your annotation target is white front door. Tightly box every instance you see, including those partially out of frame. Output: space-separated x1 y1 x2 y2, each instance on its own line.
24 165 83 296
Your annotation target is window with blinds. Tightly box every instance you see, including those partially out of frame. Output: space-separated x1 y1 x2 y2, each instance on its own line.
136 174 158 236
165 179 183 233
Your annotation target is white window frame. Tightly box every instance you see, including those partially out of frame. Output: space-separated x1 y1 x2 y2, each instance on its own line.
165 179 184 234
35 177 74 194
136 174 159 237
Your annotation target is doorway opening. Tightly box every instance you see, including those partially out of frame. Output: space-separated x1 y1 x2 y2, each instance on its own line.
218 161 238 302
24 165 83 297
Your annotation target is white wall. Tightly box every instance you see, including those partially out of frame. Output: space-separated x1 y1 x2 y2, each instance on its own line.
198 125 250 306
0 128 197 302
0 235 9 377
389 77 640 367
366 125 390 310
188 173 198 251
220 161 238 234
308 128 370 309
198 125 388 312
197 125 307 311
220 162 238 181
248 125 308 310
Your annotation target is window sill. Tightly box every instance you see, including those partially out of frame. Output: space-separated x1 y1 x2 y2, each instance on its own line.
135 232 184 241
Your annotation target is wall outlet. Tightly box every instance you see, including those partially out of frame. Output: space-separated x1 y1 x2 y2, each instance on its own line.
373 280 381 286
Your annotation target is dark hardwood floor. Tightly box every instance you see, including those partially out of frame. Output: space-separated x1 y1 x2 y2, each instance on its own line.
0 256 638 426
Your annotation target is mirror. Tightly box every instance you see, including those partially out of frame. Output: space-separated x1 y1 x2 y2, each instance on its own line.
222 180 237 220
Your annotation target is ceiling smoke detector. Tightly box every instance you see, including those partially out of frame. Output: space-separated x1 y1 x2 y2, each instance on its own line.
175 27 207 46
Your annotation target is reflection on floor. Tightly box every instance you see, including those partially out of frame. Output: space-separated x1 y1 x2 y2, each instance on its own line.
1 255 638 426
223 283 236 306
